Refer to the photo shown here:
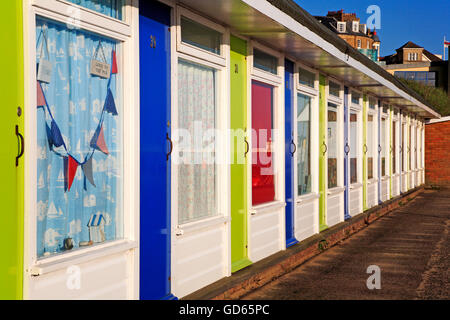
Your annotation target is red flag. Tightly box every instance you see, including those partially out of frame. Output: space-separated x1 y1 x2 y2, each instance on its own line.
111 50 118 74
65 156 79 192
37 81 46 107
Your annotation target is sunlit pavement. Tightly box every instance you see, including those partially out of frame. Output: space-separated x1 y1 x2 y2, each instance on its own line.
243 188 450 300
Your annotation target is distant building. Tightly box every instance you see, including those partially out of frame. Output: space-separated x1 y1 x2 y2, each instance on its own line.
315 10 380 61
381 41 449 95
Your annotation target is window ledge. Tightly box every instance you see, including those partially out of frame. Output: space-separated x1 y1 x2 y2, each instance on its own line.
251 201 286 216
381 176 390 182
368 178 378 184
296 193 320 204
350 183 363 190
327 186 345 196
29 240 138 276
177 216 230 236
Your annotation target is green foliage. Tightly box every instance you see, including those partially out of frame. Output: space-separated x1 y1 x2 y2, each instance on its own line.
396 78 450 116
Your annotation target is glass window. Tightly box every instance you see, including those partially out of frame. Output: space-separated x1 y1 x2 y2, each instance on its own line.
67 0 124 20
36 18 123 258
297 94 312 196
369 99 376 110
329 81 340 98
299 67 316 88
351 92 361 105
253 49 278 75
381 118 387 177
402 123 405 172
177 60 217 224
367 114 374 180
252 81 275 206
350 112 358 184
393 123 397 174
328 103 338 189
181 17 222 55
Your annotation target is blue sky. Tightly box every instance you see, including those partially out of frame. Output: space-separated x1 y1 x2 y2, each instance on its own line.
293 0 450 58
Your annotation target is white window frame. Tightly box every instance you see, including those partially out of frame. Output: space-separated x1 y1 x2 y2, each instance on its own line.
349 89 363 186
337 22 346 33
392 108 400 176
176 6 228 68
23 0 139 279
357 39 362 49
171 5 230 231
294 62 319 200
326 77 344 190
352 21 359 33
380 105 389 178
366 97 378 182
247 41 285 210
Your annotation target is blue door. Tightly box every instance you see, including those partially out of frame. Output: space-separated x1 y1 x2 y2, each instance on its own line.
285 59 298 247
139 1 175 300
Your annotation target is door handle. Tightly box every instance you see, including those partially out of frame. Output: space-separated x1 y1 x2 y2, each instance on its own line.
344 143 350 156
244 138 250 158
290 140 297 157
16 125 24 167
166 133 173 161
378 145 382 153
322 141 328 156
363 144 368 155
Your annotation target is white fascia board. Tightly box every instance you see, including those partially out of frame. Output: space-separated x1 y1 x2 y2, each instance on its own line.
242 0 441 118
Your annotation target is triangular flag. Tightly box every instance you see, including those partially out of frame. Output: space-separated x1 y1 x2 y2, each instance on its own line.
104 89 118 116
64 155 79 192
111 50 118 74
45 123 54 149
90 125 109 155
51 120 65 148
82 157 96 188
37 81 46 107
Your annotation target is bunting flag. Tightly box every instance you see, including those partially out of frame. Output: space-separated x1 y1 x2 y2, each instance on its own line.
111 50 118 74
51 119 65 148
64 155 79 192
82 157 96 189
90 125 109 155
104 89 118 116
37 81 46 107
45 123 54 149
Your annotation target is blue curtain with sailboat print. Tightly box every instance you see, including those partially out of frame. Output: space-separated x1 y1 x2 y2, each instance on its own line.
36 17 123 258
67 0 123 20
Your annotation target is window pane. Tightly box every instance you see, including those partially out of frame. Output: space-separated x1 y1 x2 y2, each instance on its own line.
36 18 123 258
181 17 222 55
252 81 275 205
381 119 386 177
67 0 124 20
328 103 338 189
393 124 397 174
177 60 217 224
297 94 311 195
329 81 340 98
367 115 374 179
369 99 376 110
350 112 358 184
351 92 361 105
299 67 315 88
253 49 278 74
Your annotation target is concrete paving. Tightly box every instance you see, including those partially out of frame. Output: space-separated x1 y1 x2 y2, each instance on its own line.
243 188 450 300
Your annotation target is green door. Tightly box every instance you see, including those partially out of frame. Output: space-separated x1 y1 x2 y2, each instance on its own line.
0 1 24 300
319 75 328 231
230 35 252 272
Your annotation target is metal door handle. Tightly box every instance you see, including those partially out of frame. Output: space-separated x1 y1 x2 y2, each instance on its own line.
166 133 173 161
378 145 382 153
16 125 24 167
363 144 368 155
322 141 328 156
290 140 297 157
244 138 250 158
344 143 350 156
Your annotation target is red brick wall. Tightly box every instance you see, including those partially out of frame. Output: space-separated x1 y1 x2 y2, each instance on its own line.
426 121 450 185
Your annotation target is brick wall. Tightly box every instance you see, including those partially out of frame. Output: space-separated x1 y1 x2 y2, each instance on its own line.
425 120 450 185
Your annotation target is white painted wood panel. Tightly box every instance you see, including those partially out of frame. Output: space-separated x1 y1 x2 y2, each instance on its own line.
249 205 285 263
173 224 227 298
27 251 133 300
327 191 343 228
367 181 378 208
349 186 363 217
294 198 318 242
392 174 400 197
381 179 389 202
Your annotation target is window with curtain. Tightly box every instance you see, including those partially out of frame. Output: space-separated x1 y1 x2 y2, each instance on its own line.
351 92 361 105
253 49 278 75
297 94 311 196
252 81 275 206
328 103 338 189
367 114 374 180
329 81 340 98
177 60 217 225
36 17 123 258
67 0 124 20
350 112 358 184
381 118 387 177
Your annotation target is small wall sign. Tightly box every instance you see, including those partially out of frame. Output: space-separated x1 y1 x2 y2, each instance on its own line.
90 60 111 79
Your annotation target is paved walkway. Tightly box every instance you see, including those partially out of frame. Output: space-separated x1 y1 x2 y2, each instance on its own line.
243 188 450 300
